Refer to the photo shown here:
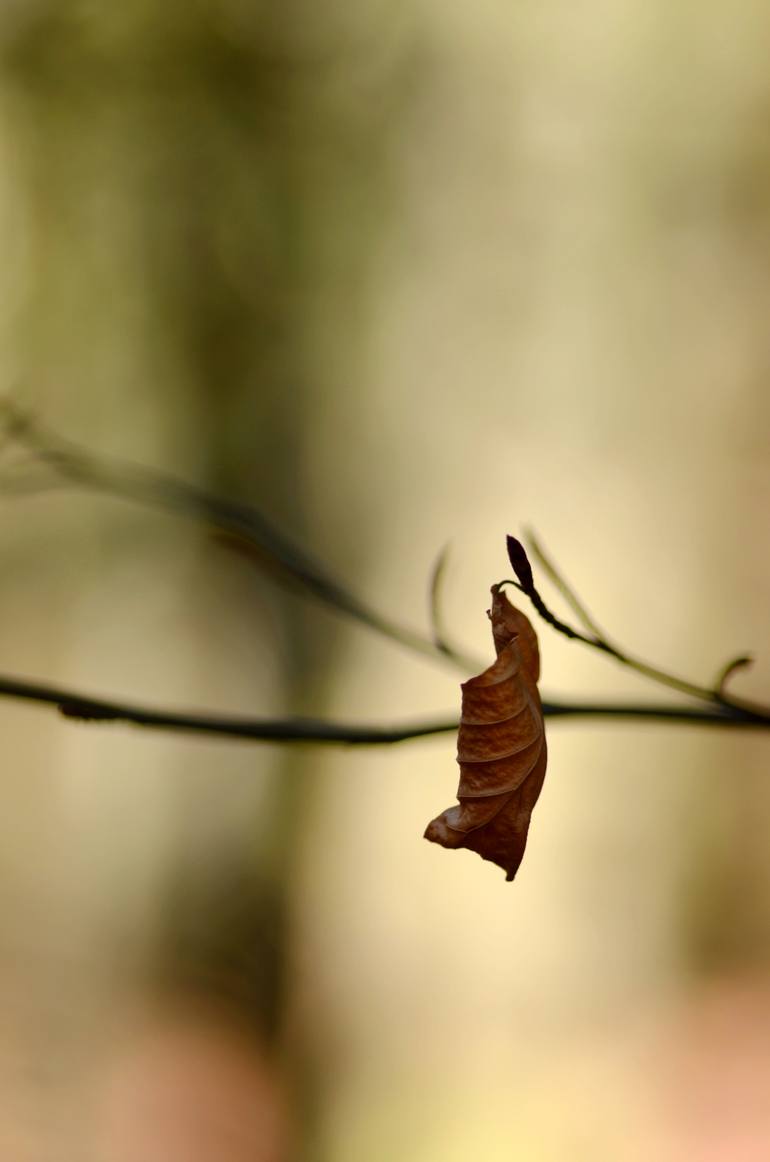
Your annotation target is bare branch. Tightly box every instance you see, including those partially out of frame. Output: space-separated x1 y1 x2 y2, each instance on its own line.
0 672 767 745
0 672 457 744
0 403 767 745
426 543 478 671
506 534 770 720
524 528 608 640
0 403 481 674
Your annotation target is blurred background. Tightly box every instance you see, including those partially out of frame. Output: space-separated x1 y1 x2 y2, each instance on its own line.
0 2 768 1159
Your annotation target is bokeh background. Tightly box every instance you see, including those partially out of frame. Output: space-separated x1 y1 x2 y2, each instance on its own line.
0 3 769 1159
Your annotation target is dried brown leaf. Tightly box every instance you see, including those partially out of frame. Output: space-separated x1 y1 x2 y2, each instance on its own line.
424 584 547 881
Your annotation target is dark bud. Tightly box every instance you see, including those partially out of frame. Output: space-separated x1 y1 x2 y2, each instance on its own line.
506 535 534 592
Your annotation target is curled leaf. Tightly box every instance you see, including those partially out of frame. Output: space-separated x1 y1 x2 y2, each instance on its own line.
424 584 547 881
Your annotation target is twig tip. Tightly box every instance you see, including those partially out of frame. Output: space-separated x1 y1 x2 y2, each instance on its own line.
505 534 534 592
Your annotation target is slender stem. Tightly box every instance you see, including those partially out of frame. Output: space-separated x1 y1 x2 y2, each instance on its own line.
0 404 482 674
509 534 770 720
0 672 457 744
525 528 608 640
426 543 476 669
0 672 767 746
541 700 770 727
1 406 767 742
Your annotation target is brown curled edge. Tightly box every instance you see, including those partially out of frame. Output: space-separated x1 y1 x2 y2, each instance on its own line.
424 584 547 881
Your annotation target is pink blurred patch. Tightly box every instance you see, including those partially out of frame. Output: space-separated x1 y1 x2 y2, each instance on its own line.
90 1002 290 1162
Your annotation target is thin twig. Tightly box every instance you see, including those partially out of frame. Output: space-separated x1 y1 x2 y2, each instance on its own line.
428 543 451 654
0 403 482 674
426 543 475 670
0 672 768 744
525 528 608 640
507 534 770 720
714 654 754 699
0 673 456 743
0 404 767 742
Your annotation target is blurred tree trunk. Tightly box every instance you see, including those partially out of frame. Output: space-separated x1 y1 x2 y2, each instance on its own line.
0 4 413 1156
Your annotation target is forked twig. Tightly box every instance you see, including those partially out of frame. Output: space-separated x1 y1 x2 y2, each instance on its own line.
0 401 767 744
506 535 770 722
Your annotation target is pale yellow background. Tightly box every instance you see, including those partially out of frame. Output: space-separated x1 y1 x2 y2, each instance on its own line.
0 4 768 1159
